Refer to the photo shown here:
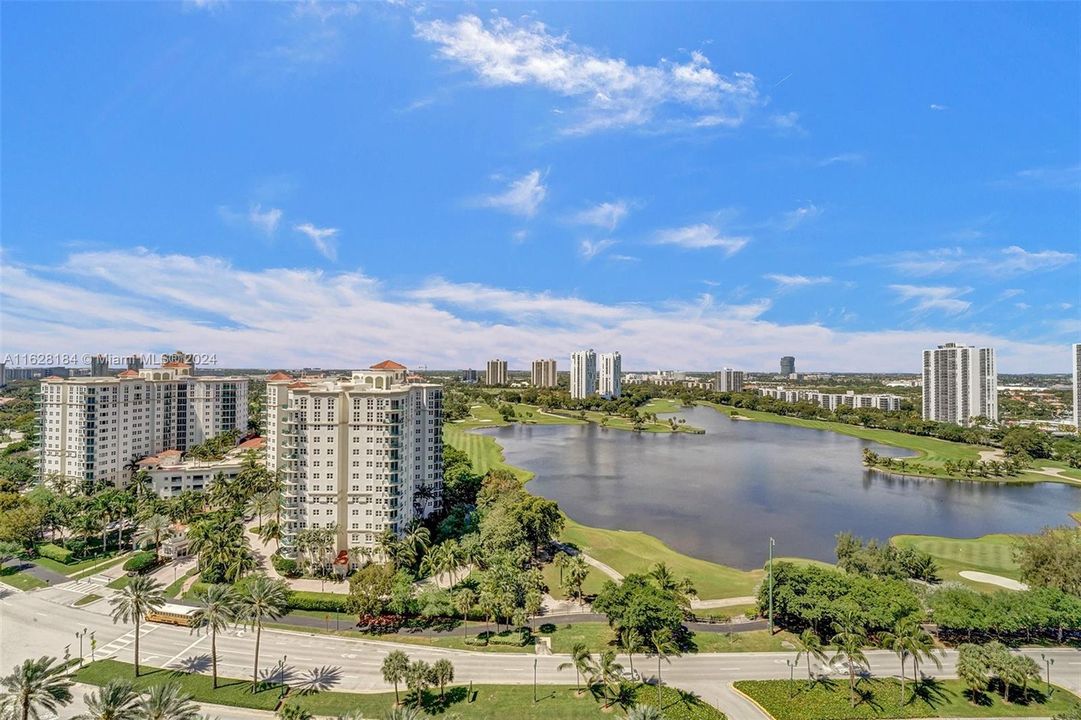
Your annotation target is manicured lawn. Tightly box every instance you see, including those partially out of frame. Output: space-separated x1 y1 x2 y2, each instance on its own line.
71 552 133 580
266 621 538 653
735 678 1081 719
163 568 197 598
31 548 128 576
76 660 726 719
891 534 1021 589
540 559 607 600
690 629 796 653
107 575 132 590
639 398 691 415
559 519 763 600
511 404 585 426
444 422 533 482
0 566 47 590
692 603 759 621
73 593 103 607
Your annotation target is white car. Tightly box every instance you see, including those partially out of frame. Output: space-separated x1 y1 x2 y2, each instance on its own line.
620 669 642 682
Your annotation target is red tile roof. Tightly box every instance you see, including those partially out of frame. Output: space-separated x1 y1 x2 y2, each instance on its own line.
237 437 265 450
267 372 294 381
118 370 140 378
370 360 406 370
288 381 309 390
42 376 66 382
161 361 191 369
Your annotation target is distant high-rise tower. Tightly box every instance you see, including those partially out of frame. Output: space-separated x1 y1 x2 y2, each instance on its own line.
714 368 744 392
780 356 796 376
125 355 144 371
1073 343 1080 427
570 350 597 399
485 359 508 386
90 354 110 377
531 359 558 388
922 343 997 425
598 352 622 399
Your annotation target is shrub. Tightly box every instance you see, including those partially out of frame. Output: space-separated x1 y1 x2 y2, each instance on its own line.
123 551 159 574
488 629 531 646
286 590 349 613
37 543 74 564
463 635 489 646
65 539 89 559
271 554 300 578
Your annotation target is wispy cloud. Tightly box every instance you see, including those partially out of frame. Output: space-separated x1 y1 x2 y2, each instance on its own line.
654 224 748 255
414 15 762 133
1012 164 1081 190
0 248 1070 371
479 170 547 217
769 111 805 135
579 238 617 261
818 153 865 167
248 204 283 235
572 201 629 231
764 273 832 289
862 245 1076 277
890 284 971 315
929 103 948 111
780 202 821 230
294 223 339 261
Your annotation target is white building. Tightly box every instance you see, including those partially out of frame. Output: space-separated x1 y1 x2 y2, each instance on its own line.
714 368 744 393
922 343 998 425
598 352 622 399
758 387 903 412
485 359 508 386
39 364 249 488
266 361 443 562
137 437 263 498
531 359 558 388
1073 343 1080 427
570 350 597 399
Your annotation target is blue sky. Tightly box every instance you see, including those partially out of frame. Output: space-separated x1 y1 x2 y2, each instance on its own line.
2 1 1078 371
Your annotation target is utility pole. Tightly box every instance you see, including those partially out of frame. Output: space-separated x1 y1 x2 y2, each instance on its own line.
533 658 538 703
768 537 775 635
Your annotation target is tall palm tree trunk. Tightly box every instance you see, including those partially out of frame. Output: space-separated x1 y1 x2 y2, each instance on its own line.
134 617 141 677
212 628 219 689
849 666 856 707
899 656 905 704
252 623 261 691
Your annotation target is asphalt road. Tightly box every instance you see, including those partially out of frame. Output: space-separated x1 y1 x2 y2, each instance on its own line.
3 586 1081 720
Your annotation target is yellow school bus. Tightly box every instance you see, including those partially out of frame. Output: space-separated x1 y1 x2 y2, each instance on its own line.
146 603 199 627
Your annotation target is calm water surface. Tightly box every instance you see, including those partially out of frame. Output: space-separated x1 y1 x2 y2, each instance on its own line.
482 406 1081 568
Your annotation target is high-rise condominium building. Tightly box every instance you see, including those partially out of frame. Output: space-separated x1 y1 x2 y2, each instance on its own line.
1073 343 1080 426
531 359 558 388
486 359 508 386
780 356 796 376
598 352 622 399
266 361 442 563
90 354 110 377
126 355 145 371
39 364 249 488
714 368 744 392
922 343 997 425
570 350 597 399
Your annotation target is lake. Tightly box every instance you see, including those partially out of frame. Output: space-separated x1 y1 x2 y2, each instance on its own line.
482 406 1081 568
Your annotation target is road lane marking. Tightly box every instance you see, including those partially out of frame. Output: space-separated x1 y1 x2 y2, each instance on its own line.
163 634 207 668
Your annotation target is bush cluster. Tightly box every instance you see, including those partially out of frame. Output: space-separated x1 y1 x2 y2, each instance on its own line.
122 551 159 574
37 543 74 564
271 554 299 578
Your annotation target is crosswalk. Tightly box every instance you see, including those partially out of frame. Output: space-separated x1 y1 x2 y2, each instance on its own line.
96 624 159 660
53 579 104 595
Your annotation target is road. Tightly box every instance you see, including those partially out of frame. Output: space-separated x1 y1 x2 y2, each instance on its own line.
3 585 1081 720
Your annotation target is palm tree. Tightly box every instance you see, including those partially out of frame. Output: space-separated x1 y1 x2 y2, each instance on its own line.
259 520 282 550
552 551 570 585
137 682 199 720
563 555 590 604
73 680 139 720
955 643 989 703
382 650 410 706
191 584 237 689
453 588 476 631
431 659 454 701
557 643 593 694
135 515 173 561
618 627 642 677
276 706 313 720
108 575 166 677
0 656 74 720
592 650 624 708
405 660 433 709
234 575 289 691
649 628 681 705
829 613 869 708
885 616 940 694
626 706 664 720
793 628 827 688
380 708 427 720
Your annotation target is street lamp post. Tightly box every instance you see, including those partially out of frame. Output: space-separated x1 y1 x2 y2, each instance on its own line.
768 537 775 635
90 632 96 662
279 655 288 699
1041 653 1054 694
533 658 538 703
786 658 795 698
76 628 87 666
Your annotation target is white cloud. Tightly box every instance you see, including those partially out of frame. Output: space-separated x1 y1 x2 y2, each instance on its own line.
414 15 761 133
769 111 804 134
929 103 948 111
818 153 865 167
0 248 1070 371
479 170 547 217
1013 164 1081 189
572 201 629 231
764 273 832 289
248 205 283 235
890 284 971 315
861 245 1076 276
579 238 617 261
294 223 339 261
780 202 821 230
654 224 748 255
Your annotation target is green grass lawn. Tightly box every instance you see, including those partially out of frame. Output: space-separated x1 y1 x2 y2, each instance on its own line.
735 677 1081 719
511 404 585 426
540 559 608 600
559 519 762 600
542 622 792 655
163 568 198 598
0 566 47 590
70 552 133 580
77 660 725 720
444 420 533 482
31 548 129 577
891 534 1021 590
107 575 132 590
73 593 103 607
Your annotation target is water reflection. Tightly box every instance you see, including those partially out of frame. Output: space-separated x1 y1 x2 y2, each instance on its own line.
482 406 1080 568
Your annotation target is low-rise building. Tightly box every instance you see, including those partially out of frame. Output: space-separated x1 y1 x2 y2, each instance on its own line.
138 436 265 498
758 387 903 412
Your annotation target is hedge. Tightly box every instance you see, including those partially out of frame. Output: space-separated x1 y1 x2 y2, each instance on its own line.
123 551 159 574
489 630 532 646
271 555 299 578
287 590 349 613
38 543 74 564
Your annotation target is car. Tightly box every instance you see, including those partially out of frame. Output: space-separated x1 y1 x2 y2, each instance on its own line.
620 669 642 682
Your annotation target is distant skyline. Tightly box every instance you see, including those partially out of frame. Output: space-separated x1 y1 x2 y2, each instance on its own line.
2 2 1078 372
